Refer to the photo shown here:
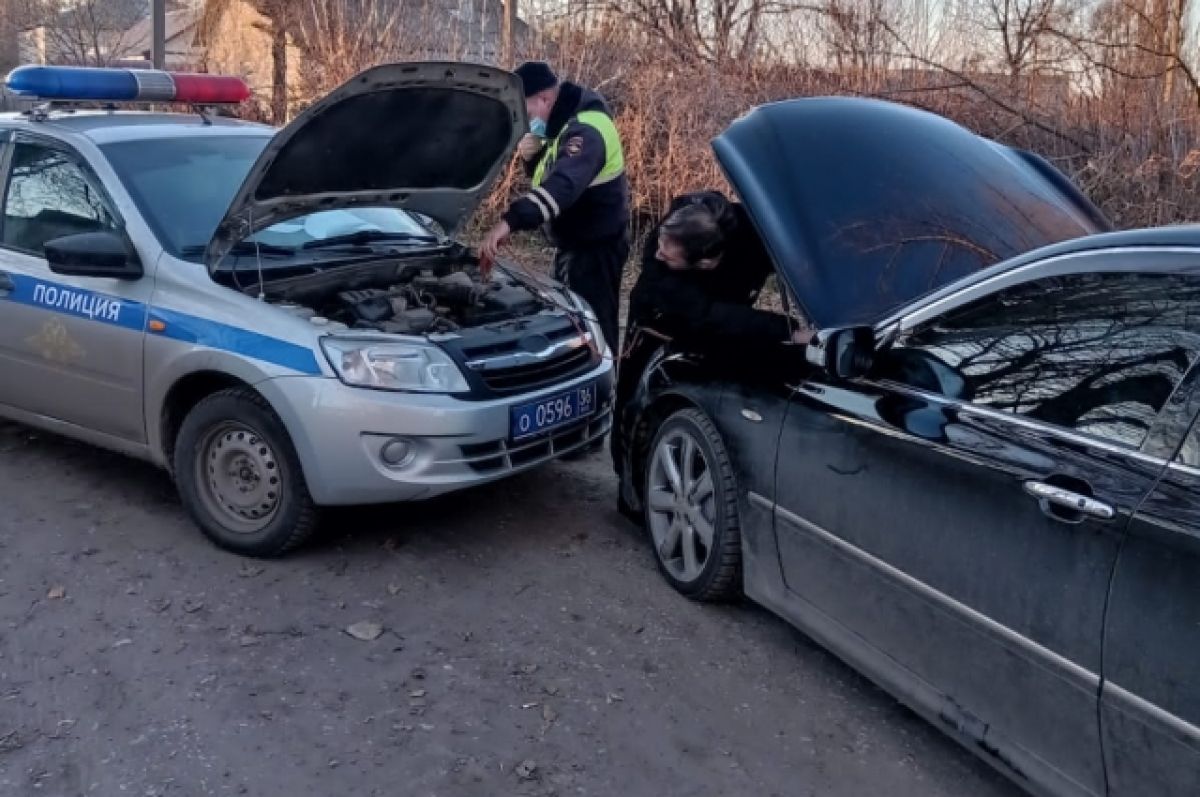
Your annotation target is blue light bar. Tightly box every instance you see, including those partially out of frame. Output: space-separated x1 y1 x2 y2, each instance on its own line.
5 65 250 105
9 66 138 100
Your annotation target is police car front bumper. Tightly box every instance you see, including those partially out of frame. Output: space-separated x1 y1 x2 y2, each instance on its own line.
256 361 614 506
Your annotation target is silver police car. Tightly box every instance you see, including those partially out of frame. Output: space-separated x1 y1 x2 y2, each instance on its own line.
0 62 614 556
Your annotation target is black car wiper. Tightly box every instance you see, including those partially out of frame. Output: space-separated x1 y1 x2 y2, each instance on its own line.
182 241 297 258
302 230 440 250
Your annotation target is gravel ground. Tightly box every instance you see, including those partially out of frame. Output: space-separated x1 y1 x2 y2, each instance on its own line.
0 420 1018 797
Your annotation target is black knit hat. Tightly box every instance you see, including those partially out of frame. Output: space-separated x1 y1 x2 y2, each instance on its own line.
514 61 558 97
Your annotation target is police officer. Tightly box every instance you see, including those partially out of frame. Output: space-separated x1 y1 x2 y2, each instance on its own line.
481 62 630 357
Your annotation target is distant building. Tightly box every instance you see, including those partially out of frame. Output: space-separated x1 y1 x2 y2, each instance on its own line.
114 7 204 69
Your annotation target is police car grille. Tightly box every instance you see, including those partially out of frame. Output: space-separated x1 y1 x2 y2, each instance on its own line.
475 347 595 394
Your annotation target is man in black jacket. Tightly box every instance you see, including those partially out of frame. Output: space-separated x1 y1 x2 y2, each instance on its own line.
626 190 803 350
481 62 630 357
612 190 810 479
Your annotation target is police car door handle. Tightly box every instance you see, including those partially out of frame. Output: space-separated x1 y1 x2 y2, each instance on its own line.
0 271 12 296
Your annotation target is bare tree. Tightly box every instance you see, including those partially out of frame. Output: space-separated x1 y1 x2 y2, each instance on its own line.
812 0 895 84
296 0 406 92
975 0 1077 85
1078 0 1200 109
0 0 20 73
611 0 786 64
259 0 290 123
25 0 145 66
503 0 517 64
202 0 297 123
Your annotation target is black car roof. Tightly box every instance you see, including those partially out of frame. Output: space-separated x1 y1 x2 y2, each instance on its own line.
1001 225 1200 262
874 224 1200 329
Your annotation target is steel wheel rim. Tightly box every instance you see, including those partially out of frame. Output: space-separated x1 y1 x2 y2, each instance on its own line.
647 428 717 583
195 422 282 534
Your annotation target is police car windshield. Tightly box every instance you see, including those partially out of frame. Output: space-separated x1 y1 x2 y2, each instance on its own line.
101 135 432 263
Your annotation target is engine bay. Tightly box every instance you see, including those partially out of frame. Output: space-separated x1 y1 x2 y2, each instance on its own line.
259 252 560 335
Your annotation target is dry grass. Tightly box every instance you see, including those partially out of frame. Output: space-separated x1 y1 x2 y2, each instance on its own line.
476 45 1200 232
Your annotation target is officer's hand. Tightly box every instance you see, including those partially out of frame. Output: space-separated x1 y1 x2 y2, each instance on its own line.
518 134 543 162
481 221 511 263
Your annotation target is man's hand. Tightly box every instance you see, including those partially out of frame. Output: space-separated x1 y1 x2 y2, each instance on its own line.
481 220 512 265
791 327 815 345
517 133 543 162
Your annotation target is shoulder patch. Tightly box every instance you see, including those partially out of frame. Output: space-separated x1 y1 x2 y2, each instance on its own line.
563 135 584 157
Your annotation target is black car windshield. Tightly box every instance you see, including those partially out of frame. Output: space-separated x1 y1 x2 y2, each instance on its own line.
101 135 434 263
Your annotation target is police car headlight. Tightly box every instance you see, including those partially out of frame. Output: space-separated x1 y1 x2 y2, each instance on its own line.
571 293 608 356
320 338 470 393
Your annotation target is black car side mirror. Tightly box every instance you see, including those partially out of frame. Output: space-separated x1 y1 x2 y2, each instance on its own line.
45 231 143 280
806 326 876 379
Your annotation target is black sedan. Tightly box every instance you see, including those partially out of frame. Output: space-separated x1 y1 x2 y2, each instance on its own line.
615 97 1200 797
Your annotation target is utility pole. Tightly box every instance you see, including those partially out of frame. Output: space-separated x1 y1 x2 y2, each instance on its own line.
0 0 18 74
502 0 516 67
151 0 166 69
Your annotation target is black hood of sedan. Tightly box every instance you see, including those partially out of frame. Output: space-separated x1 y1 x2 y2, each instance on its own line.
712 98 1110 329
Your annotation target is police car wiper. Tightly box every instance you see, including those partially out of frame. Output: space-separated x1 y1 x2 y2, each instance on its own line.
182 241 297 258
301 230 439 250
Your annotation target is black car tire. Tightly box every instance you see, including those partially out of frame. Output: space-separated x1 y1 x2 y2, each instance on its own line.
644 408 742 601
173 387 320 557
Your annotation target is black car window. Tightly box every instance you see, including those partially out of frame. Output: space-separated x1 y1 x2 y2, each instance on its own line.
2 141 118 256
879 272 1200 450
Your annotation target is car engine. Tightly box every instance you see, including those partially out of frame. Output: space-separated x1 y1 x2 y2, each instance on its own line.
269 261 553 335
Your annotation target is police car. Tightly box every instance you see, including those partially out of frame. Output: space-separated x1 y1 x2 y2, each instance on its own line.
0 62 614 557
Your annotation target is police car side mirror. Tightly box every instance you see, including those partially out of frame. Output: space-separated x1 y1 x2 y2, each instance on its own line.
45 231 143 281
805 325 875 380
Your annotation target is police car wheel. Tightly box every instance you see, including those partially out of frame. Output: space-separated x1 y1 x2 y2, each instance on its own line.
174 387 319 557
644 408 742 602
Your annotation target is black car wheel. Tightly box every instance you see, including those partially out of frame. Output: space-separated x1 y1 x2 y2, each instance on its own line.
174 387 320 557
644 408 742 601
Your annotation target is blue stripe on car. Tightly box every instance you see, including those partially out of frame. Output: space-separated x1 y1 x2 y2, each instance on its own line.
1 274 323 376
148 308 323 376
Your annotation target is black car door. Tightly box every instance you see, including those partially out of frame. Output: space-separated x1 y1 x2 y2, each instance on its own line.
769 265 1200 796
1101 375 1200 796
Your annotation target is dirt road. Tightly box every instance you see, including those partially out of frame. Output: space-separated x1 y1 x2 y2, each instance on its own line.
0 421 1016 797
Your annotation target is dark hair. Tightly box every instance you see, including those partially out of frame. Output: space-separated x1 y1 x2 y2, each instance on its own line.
660 192 737 264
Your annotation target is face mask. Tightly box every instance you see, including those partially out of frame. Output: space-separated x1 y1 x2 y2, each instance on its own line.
529 117 547 138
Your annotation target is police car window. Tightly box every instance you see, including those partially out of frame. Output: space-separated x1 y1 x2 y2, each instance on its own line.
3 142 116 255
102 136 432 261
882 272 1200 449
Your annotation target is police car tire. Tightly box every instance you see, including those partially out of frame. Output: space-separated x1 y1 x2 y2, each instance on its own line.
644 408 743 602
173 387 319 557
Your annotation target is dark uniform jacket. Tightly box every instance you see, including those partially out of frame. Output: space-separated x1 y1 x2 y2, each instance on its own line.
502 82 630 250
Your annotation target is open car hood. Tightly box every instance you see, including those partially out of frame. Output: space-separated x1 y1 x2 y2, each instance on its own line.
712 97 1111 330
205 62 526 272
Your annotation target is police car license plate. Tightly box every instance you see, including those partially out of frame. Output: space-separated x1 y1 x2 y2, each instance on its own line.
511 383 597 441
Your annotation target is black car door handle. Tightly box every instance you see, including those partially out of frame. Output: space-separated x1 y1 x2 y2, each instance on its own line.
1024 481 1115 521
0 271 13 296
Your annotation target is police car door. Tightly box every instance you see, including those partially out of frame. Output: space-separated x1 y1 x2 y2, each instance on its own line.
0 133 147 443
